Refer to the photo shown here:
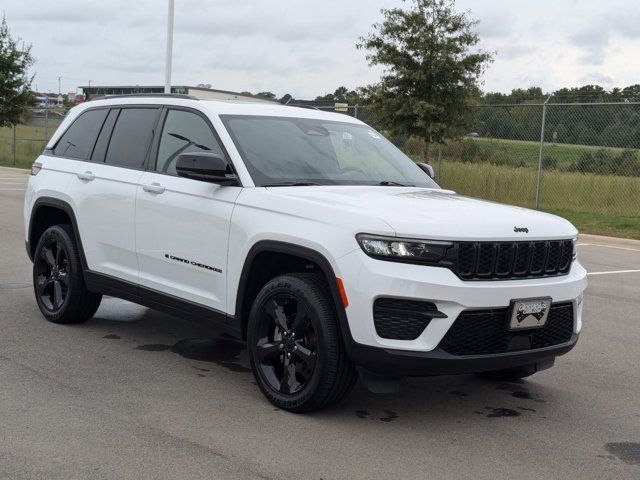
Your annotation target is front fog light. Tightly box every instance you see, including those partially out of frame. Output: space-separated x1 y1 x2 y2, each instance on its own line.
357 234 452 263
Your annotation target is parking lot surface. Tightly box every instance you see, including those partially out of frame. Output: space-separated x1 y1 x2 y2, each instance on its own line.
1 167 639 479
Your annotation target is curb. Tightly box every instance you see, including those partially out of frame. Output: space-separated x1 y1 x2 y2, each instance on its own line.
579 233 640 249
0 166 29 174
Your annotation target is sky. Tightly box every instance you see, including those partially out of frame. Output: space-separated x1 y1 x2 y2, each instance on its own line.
4 0 640 98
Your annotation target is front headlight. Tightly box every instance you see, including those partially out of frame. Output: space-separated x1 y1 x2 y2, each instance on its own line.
572 237 578 260
356 234 452 263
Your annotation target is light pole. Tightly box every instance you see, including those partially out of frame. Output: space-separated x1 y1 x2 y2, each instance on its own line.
164 0 175 94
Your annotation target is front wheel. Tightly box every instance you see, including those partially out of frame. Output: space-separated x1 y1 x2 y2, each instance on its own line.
247 273 357 412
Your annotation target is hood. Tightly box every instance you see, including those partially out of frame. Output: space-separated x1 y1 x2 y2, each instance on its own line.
265 186 577 241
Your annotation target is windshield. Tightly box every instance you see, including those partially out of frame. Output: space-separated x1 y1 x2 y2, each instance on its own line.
220 114 439 188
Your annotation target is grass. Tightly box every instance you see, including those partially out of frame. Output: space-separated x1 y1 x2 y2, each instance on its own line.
437 161 640 239
544 209 640 240
470 137 629 166
0 124 52 169
2 124 639 239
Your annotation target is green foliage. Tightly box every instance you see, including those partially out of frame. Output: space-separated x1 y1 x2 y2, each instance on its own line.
315 86 362 104
255 91 277 100
357 0 493 162
542 154 558 170
0 15 34 127
567 149 640 177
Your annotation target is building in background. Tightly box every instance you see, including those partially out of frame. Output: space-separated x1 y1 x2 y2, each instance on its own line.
79 85 276 103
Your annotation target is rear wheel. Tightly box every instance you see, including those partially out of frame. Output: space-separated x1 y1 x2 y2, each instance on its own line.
33 225 102 324
247 273 357 412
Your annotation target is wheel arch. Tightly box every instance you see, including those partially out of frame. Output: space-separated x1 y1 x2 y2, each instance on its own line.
235 241 354 348
28 197 88 271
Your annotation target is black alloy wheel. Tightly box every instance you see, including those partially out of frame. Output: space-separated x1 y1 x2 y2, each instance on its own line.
34 236 69 312
254 293 318 395
32 225 102 324
248 273 358 412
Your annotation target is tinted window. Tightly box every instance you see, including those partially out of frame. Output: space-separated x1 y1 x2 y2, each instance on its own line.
221 115 439 188
53 108 108 159
91 109 119 162
155 109 225 174
104 108 160 169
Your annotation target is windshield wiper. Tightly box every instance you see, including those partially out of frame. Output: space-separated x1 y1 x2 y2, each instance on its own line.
262 181 322 187
377 181 414 187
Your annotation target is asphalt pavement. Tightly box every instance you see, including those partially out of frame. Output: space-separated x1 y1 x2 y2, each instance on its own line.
1 167 639 480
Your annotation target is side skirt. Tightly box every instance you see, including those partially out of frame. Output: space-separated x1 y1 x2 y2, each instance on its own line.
84 270 241 338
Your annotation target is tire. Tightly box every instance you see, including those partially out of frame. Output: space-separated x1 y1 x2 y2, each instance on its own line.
32 224 102 324
247 273 358 412
475 365 537 382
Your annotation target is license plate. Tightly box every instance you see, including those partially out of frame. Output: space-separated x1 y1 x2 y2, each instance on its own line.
508 297 552 330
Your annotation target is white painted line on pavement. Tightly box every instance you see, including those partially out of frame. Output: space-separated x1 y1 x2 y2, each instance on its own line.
587 269 640 276
578 243 640 253
0 188 26 191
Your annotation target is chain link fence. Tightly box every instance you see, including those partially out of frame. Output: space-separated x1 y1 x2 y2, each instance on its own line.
312 102 640 223
2 102 638 233
0 107 68 169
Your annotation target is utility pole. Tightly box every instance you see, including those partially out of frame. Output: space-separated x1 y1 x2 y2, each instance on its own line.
535 96 552 210
164 0 175 94
58 76 61 95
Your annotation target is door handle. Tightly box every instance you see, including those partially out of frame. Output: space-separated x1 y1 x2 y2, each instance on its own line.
142 182 165 194
77 171 95 181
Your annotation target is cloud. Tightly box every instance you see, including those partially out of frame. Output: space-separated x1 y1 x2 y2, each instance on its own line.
579 72 614 87
4 0 640 96
474 10 514 39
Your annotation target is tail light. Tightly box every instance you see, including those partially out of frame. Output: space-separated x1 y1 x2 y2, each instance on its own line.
31 162 42 176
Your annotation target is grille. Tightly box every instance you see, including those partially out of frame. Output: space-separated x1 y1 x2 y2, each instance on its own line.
439 302 574 356
453 240 574 280
373 298 442 340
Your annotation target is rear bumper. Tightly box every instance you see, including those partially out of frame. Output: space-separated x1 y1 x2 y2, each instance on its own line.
347 333 579 376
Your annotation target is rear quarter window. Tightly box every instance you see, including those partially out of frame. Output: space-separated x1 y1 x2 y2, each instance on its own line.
53 108 108 159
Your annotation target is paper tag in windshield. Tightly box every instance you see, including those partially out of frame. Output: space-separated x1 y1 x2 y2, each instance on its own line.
367 130 382 139
342 132 353 140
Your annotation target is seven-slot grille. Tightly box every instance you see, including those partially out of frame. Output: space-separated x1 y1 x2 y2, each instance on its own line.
454 239 573 280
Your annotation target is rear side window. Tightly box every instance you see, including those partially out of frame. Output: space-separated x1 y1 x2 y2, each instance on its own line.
105 108 160 169
53 108 108 159
90 109 119 163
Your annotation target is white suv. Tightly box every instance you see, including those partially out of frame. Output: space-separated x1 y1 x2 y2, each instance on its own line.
24 94 587 412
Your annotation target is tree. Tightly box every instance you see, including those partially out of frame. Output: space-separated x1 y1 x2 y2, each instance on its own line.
0 15 34 127
255 91 277 100
358 0 492 162
314 86 363 104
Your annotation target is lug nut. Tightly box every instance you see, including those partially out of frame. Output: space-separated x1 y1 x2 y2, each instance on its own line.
279 343 284 349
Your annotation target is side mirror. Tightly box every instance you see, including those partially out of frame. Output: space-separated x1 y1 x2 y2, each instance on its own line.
416 162 435 179
176 152 238 185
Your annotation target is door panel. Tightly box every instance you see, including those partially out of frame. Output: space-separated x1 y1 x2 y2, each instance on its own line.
135 107 240 313
135 172 240 311
71 106 160 283
72 163 144 283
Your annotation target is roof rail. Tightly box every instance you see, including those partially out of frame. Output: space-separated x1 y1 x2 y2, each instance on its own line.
90 93 198 101
291 105 321 110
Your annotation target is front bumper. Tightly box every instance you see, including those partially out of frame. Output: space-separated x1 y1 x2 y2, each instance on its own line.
349 333 578 376
332 249 587 373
